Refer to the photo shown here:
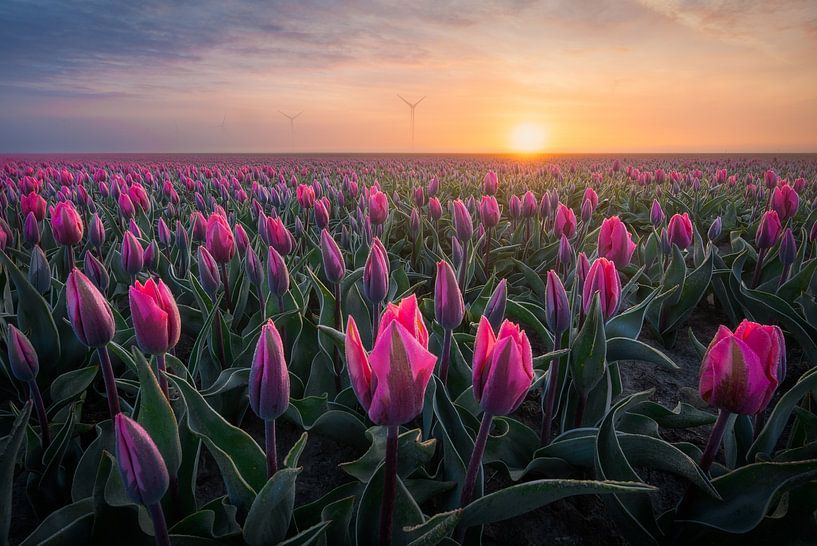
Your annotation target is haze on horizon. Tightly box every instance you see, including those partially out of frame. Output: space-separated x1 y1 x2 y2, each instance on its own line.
1 0 816 154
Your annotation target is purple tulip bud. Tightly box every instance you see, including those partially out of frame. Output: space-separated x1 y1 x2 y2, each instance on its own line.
484 278 508 331
779 228 796 266
545 271 570 335
84 251 110 293
23 212 40 247
28 246 51 294
410 208 421 234
314 200 330 230
121 231 144 276
581 199 593 223
66 268 116 347
234 223 250 258
175 220 188 250
143 240 159 271
576 252 590 287
558 234 573 266
245 246 264 288
88 212 105 249
650 200 665 227
320 229 345 284
7 325 38 383
452 199 473 242
249 320 290 421
660 228 672 255
708 217 722 242
197 246 221 296
363 238 389 304
756 210 782 250
157 218 172 248
267 246 289 297
434 260 464 330
128 218 142 239
115 414 169 506
451 236 464 269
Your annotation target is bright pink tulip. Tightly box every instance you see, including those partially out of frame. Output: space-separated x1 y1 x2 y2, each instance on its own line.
472 316 533 416
344 295 436 425
266 216 294 255
598 216 636 268
553 203 576 239
771 184 799 222
297 184 316 209
582 187 598 211
699 320 784 415
50 201 83 246
129 278 181 355
369 190 389 225
483 171 498 195
756 210 782 249
582 257 621 320
205 213 235 263
21 191 46 221
479 196 500 227
667 212 693 249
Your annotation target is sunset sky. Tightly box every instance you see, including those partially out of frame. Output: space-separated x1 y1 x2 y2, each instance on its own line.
1 0 816 153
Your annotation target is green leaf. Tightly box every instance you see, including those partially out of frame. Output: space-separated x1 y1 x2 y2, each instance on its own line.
284 432 308 468
277 521 330 546
341 427 436 483
606 287 659 339
19 498 94 546
404 510 462 546
134 351 181 477
355 464 424 546
320 495 355 546
606 337 679 370
49 365 99 409
459 479 655 527
570 293 606 395
1 401 31 544
243 467 301 546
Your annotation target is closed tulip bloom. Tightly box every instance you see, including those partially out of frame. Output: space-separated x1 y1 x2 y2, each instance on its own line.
558 234 573 266
451 236 464 269
320 229 345 284
121 231 144 276
667 213 693 249
245 246 264 288
582 257 621 320
522 191 538 218
699 320 784 415
650 199 665 227
314 199 330 230
428 197 442 221
410 208 421 234
545 271 570 335
483 171 498 195
23 212 40 246
66 268 116 347
576 252 590 287
205 213 235 264
248 320 290 421
28 246 51 294
21 191 46 221
89 213 106 248
363 237 389 304
129 278 181 355
583 187 599 211
118 193 136 219
708 217 722 242
434 260 464 330
581 199 593 223
452 199 473 241
472 316 534 416
157 218 172 248
779 228 796 266
484 278 508 330
369 190 389 225
115 414 169 506
553 203 576 238
771 184 799 222
50 201 83 246
509 195 522 219
344 295 436 425
267 216 294 255
234 223 250 257
84 251 110 292
296 184 316 209
267 246 289 297
191 211 207 241
128 218 142 238
7 325 39 383
598 216 636 268
413 186 425 207
197 246 221 296
479 196 500 227
756 210 782 249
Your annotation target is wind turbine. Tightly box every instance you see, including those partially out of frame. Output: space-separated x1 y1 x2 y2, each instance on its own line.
279 111 302 137
397 94 425 149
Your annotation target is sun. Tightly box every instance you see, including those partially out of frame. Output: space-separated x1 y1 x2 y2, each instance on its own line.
509 122 548 153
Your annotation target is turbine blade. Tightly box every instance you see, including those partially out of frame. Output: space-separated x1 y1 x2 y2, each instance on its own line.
397 94 412 106
293 112 303 119
414 96 426 106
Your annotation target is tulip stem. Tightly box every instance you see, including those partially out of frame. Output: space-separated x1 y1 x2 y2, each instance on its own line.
574 390 588 429
379 425 399 546
699 409 730 473
460 412 493 507
220 263 233 312
265 418 278 478
29 380 50 449
156 353 170 401
98 345 121 418
65 245 75 274
372 301 381 336
751 248 767 289
484 228 493 275
147 502 172 546
540 336 562 445
439 328 453 385
333 282 343 394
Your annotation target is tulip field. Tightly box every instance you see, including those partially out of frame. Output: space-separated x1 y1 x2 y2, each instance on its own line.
3 154 817 545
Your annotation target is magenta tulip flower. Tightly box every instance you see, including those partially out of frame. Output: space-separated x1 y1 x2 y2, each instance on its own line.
582 257 621 320
553 203 576 239
205 213 235 264
598 216 636 268
667 213 693 249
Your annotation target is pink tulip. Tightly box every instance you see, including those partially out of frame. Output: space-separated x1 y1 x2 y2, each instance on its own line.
344 294 436 426
472 316 534 416
369 190 389 225
50 201 83 246
771 184 799 222
129 278 181 355
21 191 46 221
756 210 782 249
667 212 693 249
483 171 498 195
479 195 500 228
266 216 294 255
582 257 621 320
205 213 235 263
598 216 636 268
553 203 576 239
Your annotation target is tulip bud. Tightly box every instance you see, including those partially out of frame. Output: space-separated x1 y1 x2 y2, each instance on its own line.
314 199 330 230
479 196 500 228
410 208 421 235
708 217 722 242
582 258 621 320
157 218 172 248
558 234 573 266
699 321 783 415
7 325 39 383
667 213 693 249
50 201 84 246
580 199 593 223
368 190 389 225
660 228 672 255
779 228 796 266
234 223 250 258
576 252 590 287
128 218 142 239
650 200 665 227
553 203 576 238
598 216 636 268
452 199 473 242
545 271 570 335
483 171 498 195
84 251 110 293
245 246 264 288
756 210 782 249
23 212 40 247
428 197 442 221
28 246 51 294
88 212 105 249
121 231 144 276
267 246 289 297
248 320 290 421
451 236 464 269
509 195 522 220
115 414 169 506
205 214 235 264
472 317 534 416
484 278 507 331
197 246 221 296
434 260 464 330
363 238 389 304
130 278 181 355
320 229 345 284
66 268 116 347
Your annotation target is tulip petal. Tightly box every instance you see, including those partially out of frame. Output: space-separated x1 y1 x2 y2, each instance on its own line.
345 315 373 411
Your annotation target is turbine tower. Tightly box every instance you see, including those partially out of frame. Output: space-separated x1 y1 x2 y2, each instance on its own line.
279 111 302 137
397 95 425 149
